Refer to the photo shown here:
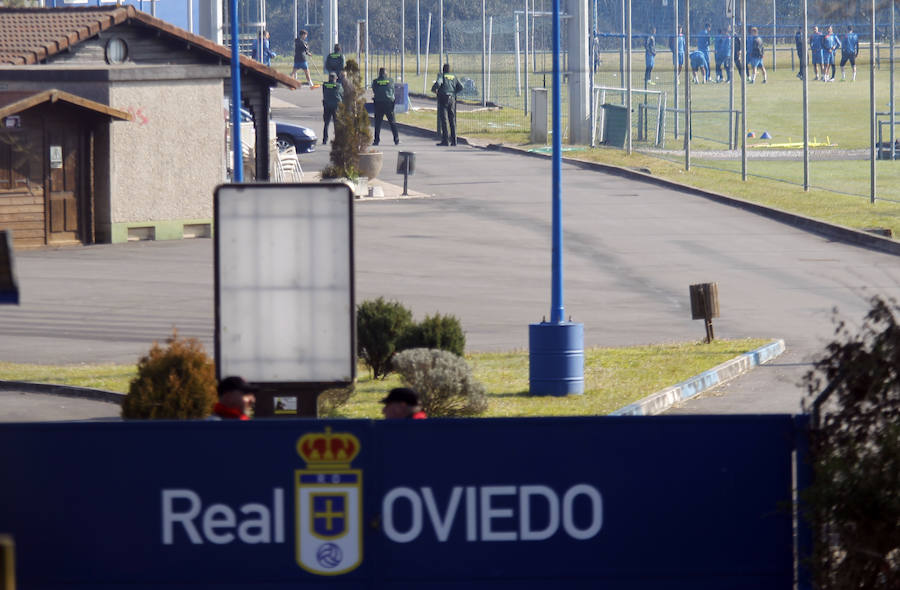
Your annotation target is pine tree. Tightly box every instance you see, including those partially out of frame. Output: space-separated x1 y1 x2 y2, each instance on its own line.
321 59 371 179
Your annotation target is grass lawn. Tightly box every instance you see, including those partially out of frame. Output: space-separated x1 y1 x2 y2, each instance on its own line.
0 338 770 418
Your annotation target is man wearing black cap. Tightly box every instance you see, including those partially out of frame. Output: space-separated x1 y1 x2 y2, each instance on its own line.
381 387 427 419
211 376 257 420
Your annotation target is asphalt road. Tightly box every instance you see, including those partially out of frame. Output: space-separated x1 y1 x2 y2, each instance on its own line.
2 85 899 416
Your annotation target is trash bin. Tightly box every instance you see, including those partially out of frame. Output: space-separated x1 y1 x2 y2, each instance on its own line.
601 103 630 148
394 82 410 113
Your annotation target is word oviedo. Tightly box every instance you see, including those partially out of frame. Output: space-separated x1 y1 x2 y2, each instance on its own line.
160 428 603 576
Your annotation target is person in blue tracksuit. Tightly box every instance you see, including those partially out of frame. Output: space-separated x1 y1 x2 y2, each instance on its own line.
261 30 276 67
714 27 732 82
810 26 824 80
689 50 709 84
840 25 859 81
698 23 712 81
670 26 685 76
645 26 657 85
821 25 841 81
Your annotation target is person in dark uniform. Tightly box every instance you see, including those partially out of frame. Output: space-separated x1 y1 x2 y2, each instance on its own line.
325 44 344 79
431 63 463 146
321 72 343 145
372 67 399 146
733 28 744 79
795 27 806 80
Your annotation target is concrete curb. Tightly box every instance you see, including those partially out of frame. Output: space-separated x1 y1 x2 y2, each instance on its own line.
610 339 787 416
0 380 124 405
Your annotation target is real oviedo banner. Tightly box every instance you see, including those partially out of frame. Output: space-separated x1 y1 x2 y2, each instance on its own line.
0 416 806 588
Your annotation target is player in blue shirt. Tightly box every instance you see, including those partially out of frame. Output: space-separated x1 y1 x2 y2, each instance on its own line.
645 26 657 85
671 26 685 76
840 25 859 81
821 25 841 81
714 27 732 82
689 50 709 84
809 26 823 80
698 23 712 82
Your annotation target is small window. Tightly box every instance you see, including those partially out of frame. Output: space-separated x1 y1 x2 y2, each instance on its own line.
105 37 128 65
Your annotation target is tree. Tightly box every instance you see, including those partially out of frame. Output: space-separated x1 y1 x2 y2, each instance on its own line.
801 296 900 590
321 58 371 179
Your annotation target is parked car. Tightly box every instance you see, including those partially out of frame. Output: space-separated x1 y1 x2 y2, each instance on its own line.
273 120 317 154
236 107 317 154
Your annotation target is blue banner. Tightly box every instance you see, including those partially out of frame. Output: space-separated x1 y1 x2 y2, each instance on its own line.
0 416 806 588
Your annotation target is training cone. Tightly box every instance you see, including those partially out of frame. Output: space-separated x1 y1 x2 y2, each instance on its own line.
747 131 756 138
760 131 772 139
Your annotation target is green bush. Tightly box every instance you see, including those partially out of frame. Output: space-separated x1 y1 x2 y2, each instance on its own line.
121 331 217 419
357 297 413 379
400 313 466 357
392 348 487 417
317 385 355 417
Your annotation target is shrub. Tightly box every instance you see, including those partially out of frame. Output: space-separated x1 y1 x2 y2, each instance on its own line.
317 385 355 417
801 296 900 590
399 313 466 357
392 348 488 417
121 331 217 419
321 59 371 179
357 297 413 379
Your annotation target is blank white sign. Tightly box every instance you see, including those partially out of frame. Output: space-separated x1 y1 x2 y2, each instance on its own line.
215 183 354 383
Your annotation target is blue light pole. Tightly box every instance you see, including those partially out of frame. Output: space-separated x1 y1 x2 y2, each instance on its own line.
528 0 585 396
230 0 244 182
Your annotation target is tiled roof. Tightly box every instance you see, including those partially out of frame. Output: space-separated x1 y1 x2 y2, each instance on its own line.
0 89 132 120
0 6 299 89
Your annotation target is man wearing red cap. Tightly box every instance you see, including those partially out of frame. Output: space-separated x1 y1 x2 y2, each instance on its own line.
381 387 427 419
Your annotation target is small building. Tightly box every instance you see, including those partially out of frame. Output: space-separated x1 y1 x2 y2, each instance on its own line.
0 6 298 249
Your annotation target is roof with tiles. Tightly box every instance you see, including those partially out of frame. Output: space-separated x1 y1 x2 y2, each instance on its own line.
0 6 298 89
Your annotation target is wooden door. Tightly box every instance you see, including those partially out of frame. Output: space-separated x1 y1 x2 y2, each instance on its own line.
0 128 44 249
46 130 80 244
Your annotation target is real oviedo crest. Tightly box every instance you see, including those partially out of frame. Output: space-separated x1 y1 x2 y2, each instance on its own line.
295 427 362 575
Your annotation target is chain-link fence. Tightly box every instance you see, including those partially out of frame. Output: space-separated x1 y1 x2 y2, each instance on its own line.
268 0 900 203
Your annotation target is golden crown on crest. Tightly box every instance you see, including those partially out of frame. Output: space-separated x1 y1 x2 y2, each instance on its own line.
296 427 360 467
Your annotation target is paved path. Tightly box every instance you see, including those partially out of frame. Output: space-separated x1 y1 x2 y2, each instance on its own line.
2 86 899 418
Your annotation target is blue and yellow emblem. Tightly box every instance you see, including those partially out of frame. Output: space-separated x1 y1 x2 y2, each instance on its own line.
295 427 362 575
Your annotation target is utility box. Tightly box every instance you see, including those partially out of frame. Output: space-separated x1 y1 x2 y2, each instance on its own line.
601 103 630 148
396 151 416 175
530 88 548 144
690 283 720 320
690 282 720 343
394 82 410 113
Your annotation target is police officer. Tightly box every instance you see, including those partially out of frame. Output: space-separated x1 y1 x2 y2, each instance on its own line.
325 44 344 79
431 63 463 146
321 72 343 145
372 67 399 146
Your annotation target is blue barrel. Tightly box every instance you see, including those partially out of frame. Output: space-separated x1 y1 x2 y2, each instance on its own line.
529 321 585 396
394 82 410 113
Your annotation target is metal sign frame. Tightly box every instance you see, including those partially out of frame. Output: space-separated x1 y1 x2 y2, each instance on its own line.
214 183 356 415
